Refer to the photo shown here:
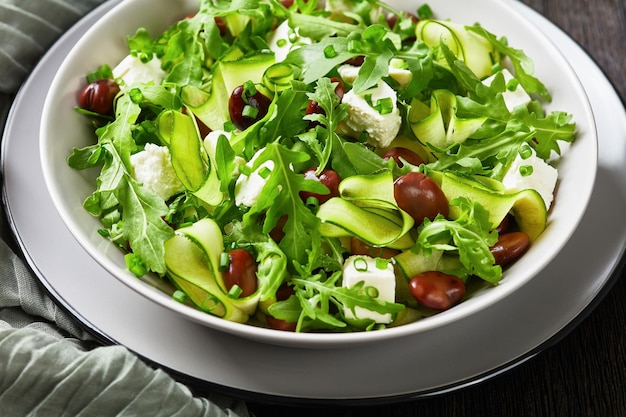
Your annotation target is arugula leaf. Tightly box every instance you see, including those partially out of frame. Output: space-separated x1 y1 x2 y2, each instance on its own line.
121 158 174 275
466 24 551 101
231 88 309 158
242 143 327 266
427 121 534 178
287 12 361 40
225 220 288 302
285 36 357 84
302 77 348 171
71 91 175 274
414 197 501 284
515 108 576 160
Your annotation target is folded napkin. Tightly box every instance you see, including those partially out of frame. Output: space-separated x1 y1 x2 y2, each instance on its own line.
0 1 251 415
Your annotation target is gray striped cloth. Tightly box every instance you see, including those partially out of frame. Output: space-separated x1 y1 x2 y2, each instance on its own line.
0 1 251 416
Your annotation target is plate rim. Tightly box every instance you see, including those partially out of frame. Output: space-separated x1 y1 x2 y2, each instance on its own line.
1 0 624 403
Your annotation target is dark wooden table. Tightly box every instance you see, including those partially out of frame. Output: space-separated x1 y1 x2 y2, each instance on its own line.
248 1 626 416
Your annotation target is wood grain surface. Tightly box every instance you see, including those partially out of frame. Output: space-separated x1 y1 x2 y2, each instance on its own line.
248 0 626 415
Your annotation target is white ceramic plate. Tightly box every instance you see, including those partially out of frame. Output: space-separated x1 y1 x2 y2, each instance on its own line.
37 0 596 348
2 0 624 402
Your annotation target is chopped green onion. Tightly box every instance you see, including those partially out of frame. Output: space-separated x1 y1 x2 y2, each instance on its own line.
173 290 188 304
288 29 298 43
257 165 272 179
506 78 520 91
519 144 533 159
228 285 243 298
219 252 230 271
374 97 394 115
200 295 222 313
276 38 287 48
243 80 257 97
364 286 379 298
519 165 534 177
128 88 143 104
323 45 337 58
242 105 259 119
125 253 147 277
353 257 368 272
305 195 319 209
491 63 502 74
223 121 236 132
375 257 389 270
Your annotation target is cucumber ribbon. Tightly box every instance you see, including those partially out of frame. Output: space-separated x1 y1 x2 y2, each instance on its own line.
316 171 415 249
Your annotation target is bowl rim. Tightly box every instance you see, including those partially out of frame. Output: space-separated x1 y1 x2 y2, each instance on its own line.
39 0 598 348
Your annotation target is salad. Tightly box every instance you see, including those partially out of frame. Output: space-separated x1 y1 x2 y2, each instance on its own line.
70 0 576 333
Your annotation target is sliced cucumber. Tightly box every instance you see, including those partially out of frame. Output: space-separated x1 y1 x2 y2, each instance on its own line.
185 51 275 131
439 171 547 240
164 219 260 322
317 172 415 249
416 20 499 79
157 110 224 206
408 90 486 150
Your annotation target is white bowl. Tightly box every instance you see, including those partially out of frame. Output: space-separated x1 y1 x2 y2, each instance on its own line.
40 0 596 348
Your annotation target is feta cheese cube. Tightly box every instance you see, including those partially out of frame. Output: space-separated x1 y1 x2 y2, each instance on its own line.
339 80 402 148
342 255 396 323
502 145 558 209
113 54 166 89
482 68 532 112
234 151 274 207
388 60 413 88
267 20 311 62
130 143 184 200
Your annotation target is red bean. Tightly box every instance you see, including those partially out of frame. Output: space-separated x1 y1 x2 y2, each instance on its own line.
490 232 530 267
343 56 365 66
228 84 271 131
222 249 258 298
495 214 512 234
393 172 449 225
408 271 465 311
78 78 120 115
299 167 341 205
350 237 399 259
182 108 211 138
268 214 288 243
267 284 297 331
214 17 228 36
266 316 297 331
382 147 424 167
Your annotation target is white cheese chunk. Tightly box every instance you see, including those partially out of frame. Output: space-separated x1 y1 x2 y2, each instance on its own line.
339 80 402 148
502 146 558 209
113 54 166 89
130 143 184 201
342 255 396 324
482 68 532 112
337 58 412 88
234 151 274 207
388 58 413 88
267 20 311 62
